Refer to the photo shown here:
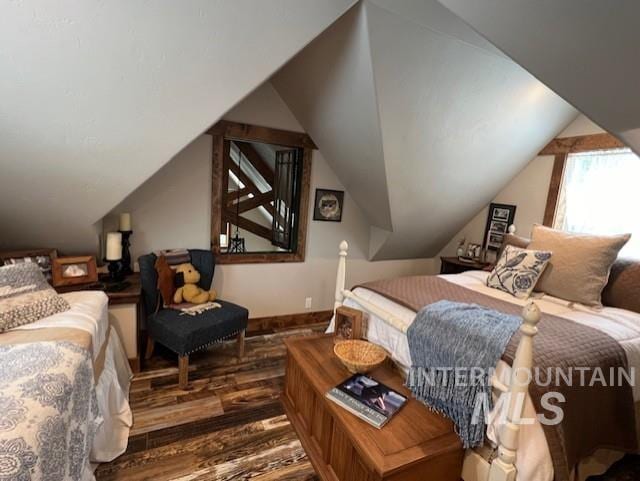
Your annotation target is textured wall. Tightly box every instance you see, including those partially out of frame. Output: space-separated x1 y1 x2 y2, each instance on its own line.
274 0 577 260
439 0 640 154
0 0 356 253
439 114 606 256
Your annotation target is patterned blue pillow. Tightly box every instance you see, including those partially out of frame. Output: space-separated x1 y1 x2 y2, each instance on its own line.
487 245 552 299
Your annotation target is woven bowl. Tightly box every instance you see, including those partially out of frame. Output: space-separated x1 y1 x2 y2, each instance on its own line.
334 340 387 374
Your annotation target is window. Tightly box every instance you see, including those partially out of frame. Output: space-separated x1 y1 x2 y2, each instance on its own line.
208 120 314 264
553 148 640 258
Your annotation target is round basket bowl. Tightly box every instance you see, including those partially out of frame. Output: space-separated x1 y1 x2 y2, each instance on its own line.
334 340 387 374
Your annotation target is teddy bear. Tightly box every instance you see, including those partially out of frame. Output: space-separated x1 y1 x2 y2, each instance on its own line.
172 263 217 305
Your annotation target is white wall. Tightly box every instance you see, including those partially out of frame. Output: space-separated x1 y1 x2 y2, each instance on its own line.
104 82 436 317
273 0 577 261
439 114 605 256
0 0 357 253
438 0 640 155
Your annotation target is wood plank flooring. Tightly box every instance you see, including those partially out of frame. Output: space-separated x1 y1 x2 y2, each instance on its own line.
96 322 328 480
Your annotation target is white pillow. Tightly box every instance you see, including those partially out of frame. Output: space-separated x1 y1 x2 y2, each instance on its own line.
487 245 552 299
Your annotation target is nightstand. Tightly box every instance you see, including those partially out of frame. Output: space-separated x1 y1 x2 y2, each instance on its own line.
440 256 491 275
56 273 142 372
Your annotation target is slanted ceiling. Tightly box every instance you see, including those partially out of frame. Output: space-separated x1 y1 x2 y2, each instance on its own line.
272 0 577 260
0 0 356 252
439 0 640 155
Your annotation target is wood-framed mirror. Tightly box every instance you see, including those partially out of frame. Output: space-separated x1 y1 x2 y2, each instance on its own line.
208 120 315 264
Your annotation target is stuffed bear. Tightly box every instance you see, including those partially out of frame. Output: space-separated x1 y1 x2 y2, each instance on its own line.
172 263 217 305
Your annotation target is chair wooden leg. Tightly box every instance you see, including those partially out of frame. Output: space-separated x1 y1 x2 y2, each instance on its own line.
178 355 189 389
145 338 155 360
237 329 245 359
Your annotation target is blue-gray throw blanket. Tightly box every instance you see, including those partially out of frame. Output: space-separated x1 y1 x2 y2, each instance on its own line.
406 300 521 448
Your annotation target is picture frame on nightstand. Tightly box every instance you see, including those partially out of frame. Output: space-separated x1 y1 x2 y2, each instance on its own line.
334 306 366 341
52 255 98 287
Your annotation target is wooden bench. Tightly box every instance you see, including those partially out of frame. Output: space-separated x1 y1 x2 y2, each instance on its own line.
282 335 463 481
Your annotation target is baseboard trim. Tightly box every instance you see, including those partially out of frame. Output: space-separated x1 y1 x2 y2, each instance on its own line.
247 310 333 336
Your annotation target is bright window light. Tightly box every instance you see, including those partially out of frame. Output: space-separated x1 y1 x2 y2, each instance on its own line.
554 148 640 258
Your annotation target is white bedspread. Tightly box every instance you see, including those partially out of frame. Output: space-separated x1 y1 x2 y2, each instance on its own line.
330 270 640 481
10 291 133 467
14 291 109 361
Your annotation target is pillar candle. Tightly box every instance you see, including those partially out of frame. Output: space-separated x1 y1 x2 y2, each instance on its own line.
119 213 132 231
106 232 123 260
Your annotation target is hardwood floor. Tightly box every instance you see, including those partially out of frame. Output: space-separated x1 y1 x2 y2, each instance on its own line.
96 318 635 481
96 322 328 480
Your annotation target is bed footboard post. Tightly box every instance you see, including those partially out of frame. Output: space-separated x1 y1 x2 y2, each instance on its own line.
489 302 541 481
334 240 349 312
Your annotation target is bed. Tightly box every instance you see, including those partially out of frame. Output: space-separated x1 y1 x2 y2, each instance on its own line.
0 290 133 480
330 240 640 481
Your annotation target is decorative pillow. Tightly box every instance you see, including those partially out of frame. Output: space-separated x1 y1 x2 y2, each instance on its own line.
0 263 70 332
155 255 176 308
487 245 552 299
528 224 630 307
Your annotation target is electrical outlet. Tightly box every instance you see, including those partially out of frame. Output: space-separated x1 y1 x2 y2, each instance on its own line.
305 297 312 309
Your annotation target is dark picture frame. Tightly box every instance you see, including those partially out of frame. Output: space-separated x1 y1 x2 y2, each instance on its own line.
483 203 516 251
0 248 58 282
313 188 344 222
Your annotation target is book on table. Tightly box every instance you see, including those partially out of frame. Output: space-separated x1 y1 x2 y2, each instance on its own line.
326 373 408 429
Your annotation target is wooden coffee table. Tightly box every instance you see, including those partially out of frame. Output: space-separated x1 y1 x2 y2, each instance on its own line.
282 335 463 481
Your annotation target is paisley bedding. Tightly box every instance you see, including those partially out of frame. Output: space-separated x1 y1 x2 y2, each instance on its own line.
0 341 101 481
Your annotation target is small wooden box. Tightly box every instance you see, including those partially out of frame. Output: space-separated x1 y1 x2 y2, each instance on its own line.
334 306 366 340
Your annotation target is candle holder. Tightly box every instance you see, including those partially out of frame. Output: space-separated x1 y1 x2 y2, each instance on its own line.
119 230 133 275
105 258 125 283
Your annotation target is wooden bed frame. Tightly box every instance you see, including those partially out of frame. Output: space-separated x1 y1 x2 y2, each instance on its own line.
333 240 541 481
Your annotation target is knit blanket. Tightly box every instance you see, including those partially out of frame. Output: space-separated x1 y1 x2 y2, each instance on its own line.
406 300 521 448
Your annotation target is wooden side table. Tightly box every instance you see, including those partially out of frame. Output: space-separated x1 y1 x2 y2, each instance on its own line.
56 273 142 372
282 335 463 481
440 256 491 275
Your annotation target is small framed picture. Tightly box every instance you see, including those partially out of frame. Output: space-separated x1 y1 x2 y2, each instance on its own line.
0 248 58 282
466 243 482 259
52 256 98 287
334 306 366 341
313 188 344 222
483 203 516 252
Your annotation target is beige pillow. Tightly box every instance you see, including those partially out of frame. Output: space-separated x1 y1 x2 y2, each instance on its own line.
528 225 630 307
497 233 531 259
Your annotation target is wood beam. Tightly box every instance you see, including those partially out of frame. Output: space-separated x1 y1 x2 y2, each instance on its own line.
225 188 251 208
235 192 274 214
540 133 625 155
234 141 275 186
542 153 568 227
208 120 317 150
224 209 272 241
225 152 259 195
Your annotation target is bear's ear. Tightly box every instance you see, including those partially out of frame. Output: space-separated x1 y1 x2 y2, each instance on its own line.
175 272 185 288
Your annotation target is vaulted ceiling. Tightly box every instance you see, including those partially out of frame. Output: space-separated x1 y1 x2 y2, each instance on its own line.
1 1 589 260
0 0 356 252
439 0 640 155
272 0 577 260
